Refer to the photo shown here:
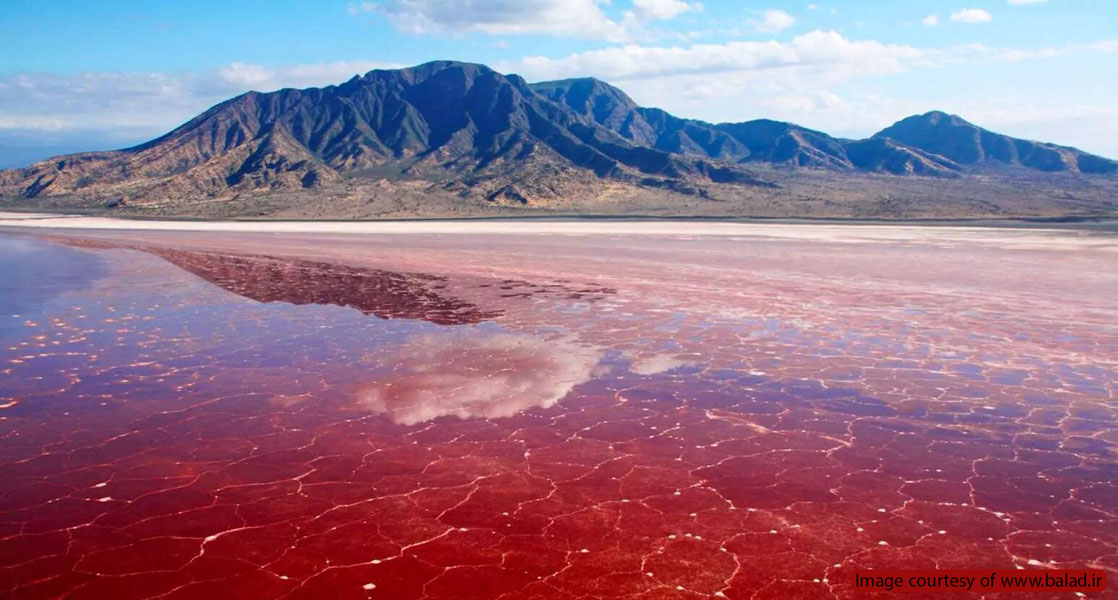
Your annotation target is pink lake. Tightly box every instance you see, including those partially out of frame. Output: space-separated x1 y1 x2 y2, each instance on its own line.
0 217 1115 599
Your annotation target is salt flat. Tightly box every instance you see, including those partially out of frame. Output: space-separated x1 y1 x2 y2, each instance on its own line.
3 211 1117 251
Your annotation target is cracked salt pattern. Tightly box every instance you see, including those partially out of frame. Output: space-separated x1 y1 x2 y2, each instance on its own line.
0 224 1115 600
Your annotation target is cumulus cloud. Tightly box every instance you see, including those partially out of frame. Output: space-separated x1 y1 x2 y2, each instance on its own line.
0 71 221 139
352 0 630 41
507 28 938 151
0 60 400 156
354 331 601 425
351 0 702 41
216 60 399 90
504 31 932 82
628 0 699 22
750 9 797 33
921 14 939 27
951 8 993 23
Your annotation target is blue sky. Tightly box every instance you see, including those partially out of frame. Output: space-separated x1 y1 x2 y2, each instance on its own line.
1 0 1115 167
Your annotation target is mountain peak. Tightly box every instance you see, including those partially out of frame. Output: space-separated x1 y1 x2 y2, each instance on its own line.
1 60 1115 215
918 109 951 120
528 76 648 141
358 60 495 85
912 110 971 127
874 110 1116 173
532 76 615 90
531 77 640 111
0 60 770 204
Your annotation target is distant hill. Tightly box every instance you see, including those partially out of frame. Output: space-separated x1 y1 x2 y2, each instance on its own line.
1 60 1116 219
872 111 1117 174
530 77 750 162
532 77 1118 178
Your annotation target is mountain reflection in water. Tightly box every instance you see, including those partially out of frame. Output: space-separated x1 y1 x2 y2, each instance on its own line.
62 238 501 325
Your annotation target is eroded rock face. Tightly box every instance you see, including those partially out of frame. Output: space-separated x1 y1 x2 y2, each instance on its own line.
873 110 1118 174
0 61 769 205
531 78 1118 177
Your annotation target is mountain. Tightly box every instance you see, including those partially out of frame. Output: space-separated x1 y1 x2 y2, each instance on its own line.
531 77 1118 179
715 120 849 168
530 77 750 162
874 111 1118 174
530 77 963 176
0 61 765 206
842 138 961 177
531 78 843 168
1 61 1116 219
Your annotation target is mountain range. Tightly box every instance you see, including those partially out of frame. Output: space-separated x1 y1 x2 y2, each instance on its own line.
1 60 1115 219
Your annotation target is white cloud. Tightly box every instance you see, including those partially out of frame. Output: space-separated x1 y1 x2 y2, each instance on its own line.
955 103 1117 156
502 31 945 141
629 0 698 22
354 0 701 42
751 9 797 33
217 60 399 90
0 60 400 144
353 0 630 41
950 8 993 23
504 31 932 82
806 3 821 10
1090 40 1118 53
1007 0 1047 5
921 14 939 27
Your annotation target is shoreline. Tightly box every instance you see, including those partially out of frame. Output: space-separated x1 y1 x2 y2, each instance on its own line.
2 209 1117 233
4 212 1118 253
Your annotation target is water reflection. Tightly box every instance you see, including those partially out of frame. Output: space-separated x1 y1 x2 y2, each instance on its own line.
57 238 500 325
1 229 1115 600
0 235 104 320
354 331 602 424
628 353 692 375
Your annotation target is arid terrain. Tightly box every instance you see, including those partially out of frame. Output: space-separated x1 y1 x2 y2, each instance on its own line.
2 62 1116 220
5 166 1118 221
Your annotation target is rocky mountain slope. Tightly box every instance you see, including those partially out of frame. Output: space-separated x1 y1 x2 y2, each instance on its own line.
532 77 1117 179
0 61 764 206
534 78 951 175
1 60 1116 218
873 111 1117 174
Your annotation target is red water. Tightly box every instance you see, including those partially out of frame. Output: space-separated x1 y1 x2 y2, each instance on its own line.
0 225 1115 599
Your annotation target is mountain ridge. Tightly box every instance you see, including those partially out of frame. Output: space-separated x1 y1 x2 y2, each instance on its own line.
873 110 1117 174
1 60 1116 219
531 77 1115 178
